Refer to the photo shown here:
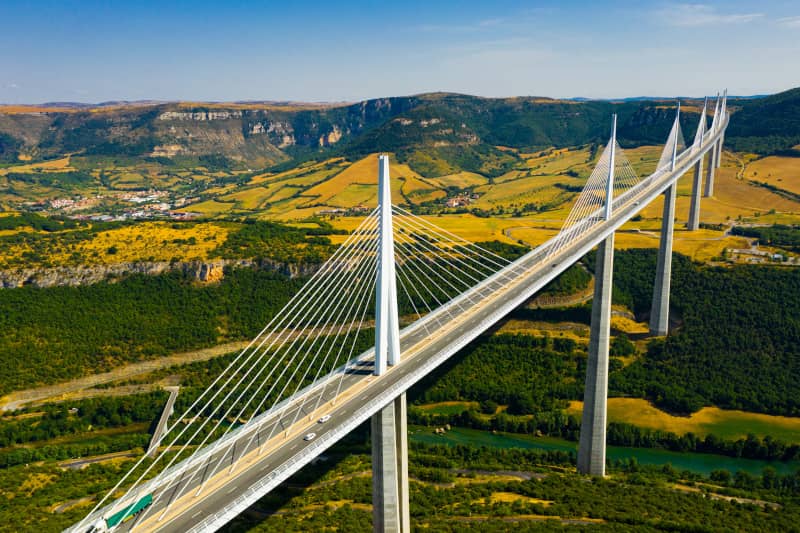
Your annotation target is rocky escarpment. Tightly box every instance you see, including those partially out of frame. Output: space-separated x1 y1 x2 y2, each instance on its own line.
0 258 321 289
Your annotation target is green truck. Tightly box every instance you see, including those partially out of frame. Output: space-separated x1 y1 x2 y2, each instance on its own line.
102 493 153 529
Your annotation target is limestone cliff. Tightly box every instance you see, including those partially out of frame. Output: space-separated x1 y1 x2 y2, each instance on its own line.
0 258 320 289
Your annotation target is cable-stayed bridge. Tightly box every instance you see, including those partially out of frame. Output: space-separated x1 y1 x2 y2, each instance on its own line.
71 91 729 533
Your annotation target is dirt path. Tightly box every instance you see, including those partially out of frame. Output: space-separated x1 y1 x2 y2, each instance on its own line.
0 340 251 411
59 450 140 470
730 151 747 180
0 314 417 412
53 496 94 514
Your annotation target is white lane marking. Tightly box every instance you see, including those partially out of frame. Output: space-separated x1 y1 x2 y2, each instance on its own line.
226 485 238 494
260 464 270 471
290 444 298 451
191 510 202 519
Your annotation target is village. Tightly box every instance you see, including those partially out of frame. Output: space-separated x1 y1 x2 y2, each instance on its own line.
23 190 202 222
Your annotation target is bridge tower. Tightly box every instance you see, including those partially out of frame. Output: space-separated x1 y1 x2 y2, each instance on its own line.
688 98 708 230
704 94 721 197
371 154 411 533
577 116 617 476
649 104 681 336
715 90 727 170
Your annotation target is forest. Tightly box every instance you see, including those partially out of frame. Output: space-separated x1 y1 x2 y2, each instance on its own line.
0 269 302 392
606 249 800 416
731 224 800 252
209 219 346 263
226 438 800 533
2 245 800 530
4 431 800 532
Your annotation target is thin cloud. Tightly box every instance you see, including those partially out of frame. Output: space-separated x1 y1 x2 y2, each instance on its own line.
656 4 763 27
414 17 509 34
777 16 800 28
411 8 556 34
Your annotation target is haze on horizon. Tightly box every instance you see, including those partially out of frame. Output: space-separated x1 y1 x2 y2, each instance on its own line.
1 0 799 105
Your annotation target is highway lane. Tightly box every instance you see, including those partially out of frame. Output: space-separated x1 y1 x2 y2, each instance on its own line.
75 118 727 532
115 254 542 532
126 305 481 531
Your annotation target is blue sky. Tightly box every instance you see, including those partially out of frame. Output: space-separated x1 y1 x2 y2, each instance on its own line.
1 0 798 103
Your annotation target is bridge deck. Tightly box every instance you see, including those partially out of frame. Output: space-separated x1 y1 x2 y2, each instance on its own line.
74 118 727 533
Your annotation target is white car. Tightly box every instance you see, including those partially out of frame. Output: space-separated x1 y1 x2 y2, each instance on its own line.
318 415 331 424
304 432 317 441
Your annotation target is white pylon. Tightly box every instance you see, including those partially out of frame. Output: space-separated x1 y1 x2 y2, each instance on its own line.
603 115 617 221
693 98 707 151
670 103 680 171
374 154 401 376
721 89 728 122
711 92 721 132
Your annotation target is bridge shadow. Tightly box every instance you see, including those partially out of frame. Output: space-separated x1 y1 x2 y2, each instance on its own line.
344 360 374 375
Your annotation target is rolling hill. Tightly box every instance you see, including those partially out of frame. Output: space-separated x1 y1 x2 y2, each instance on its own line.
2 91 774 175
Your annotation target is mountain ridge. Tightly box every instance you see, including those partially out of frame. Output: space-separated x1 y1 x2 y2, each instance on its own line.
1 88 798 178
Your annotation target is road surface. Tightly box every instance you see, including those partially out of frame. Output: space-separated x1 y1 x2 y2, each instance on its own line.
73 119 727 533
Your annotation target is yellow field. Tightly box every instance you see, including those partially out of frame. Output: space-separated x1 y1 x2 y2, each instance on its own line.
326 205 747 261
0 221 233 266
267 185 303 204
222 186 276 209
110 172 148 189
502 226 559 247
489 492 554 506
610 315 649 335
521 146 594 176
180 199 236 215
417 401 479 412
94 222 230 263
77 222 230 263
473 174 581 211
425 171 488 189
300 154 431 209
0 156 73 175
326 183 377 207
326 213 567 247
497 313 646 343
622 145 663 177
187 146 799 234
402 214 526 244
566 398 800 443
614 228 749 261
401 175 446 203
248 159 347 188
497 319 590 342
743 156 800 195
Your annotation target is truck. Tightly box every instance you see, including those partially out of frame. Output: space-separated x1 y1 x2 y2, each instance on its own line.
101 493 154 529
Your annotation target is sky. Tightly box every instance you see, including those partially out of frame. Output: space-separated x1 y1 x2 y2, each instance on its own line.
1 0 799 104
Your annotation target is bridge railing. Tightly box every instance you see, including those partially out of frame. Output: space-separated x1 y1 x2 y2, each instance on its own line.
71 113 729 533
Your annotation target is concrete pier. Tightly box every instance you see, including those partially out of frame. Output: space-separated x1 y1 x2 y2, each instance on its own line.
649 182 676 336
578 115 617 477
371 154 410 532
577 234 614 476
704 143 716 198
688 156 703 230
372 394 410 533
